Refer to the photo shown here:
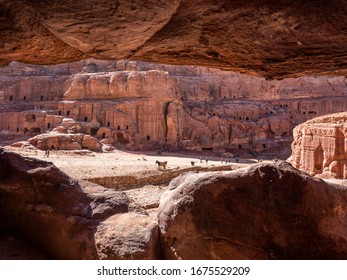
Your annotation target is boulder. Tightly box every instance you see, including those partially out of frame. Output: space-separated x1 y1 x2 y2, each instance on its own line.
158 161 347 259
0 148 159 259
81 135 102 152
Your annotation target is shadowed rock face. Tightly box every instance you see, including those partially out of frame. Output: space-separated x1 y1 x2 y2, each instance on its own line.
0 0 346 78
158 162 347 259
0 148 159 259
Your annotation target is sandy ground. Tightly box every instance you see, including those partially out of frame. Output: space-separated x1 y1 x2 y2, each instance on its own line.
4 146 260 180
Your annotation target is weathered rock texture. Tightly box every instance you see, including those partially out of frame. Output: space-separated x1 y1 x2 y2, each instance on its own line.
0 0 347 78
289 112 347 179
0 148 159 259
1 60 347 153
158 162 347 259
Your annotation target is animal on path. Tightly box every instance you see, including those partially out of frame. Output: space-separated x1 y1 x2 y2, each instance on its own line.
155 160 167 170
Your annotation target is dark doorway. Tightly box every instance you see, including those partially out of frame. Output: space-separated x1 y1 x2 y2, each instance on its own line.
90 128 98 136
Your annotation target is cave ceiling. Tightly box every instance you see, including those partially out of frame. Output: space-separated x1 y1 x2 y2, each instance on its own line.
0 0 346 79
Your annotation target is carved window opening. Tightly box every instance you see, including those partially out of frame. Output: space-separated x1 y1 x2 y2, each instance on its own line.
67 110 70 116
40 96 44 101
47 123 51 129
84 116 88 122
107 122 110 127
147 135 151 140
102 132 106 139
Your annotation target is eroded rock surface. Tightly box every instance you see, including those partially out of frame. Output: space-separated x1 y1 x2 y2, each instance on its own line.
0 0 347 78
289 112 347 179
1 60 347 153
0 148 159 259
158 162 347 259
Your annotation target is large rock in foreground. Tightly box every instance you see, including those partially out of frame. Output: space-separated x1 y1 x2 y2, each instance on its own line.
289 112 347 179
158 162 347 259
0 148 159 259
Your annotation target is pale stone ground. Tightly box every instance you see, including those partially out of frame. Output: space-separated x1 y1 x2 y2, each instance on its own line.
4 146 258 180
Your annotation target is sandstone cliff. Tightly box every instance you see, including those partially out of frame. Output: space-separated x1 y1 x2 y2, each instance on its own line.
1 60 347 153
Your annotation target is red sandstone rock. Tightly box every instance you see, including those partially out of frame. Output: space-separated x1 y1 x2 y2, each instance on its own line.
1 60 347 153
289 112 347 179
158 162 347 259
0 148 159 259
0 1 347 78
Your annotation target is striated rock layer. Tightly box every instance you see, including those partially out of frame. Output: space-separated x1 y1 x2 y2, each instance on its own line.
0 0 347 78
158 162 347 259
1 60 347 153
289 112 347 179
0 148 159 259
0 60 347 152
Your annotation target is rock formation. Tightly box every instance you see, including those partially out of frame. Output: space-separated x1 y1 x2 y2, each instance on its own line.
0 148 159 259
158 161 347 259
22 118 103 151
289 112 347 179
0 0 347 78
1 59 347 153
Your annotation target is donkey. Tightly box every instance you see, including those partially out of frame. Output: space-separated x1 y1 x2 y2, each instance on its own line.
155 160 167 170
